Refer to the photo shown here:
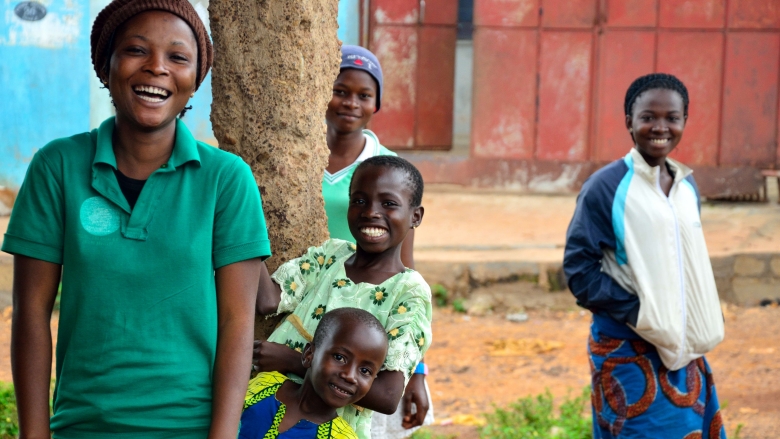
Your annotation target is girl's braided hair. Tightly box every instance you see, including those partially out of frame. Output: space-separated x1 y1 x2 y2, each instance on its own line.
624 73 689 118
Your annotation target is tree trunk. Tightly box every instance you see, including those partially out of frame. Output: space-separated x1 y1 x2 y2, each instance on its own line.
208 0 339 338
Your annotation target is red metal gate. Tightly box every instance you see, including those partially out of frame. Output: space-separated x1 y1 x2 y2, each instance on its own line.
369 0 780 198
366 0 458 150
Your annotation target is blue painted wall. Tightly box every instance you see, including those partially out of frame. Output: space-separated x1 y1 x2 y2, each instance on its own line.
0 1 92 188
0 0 360 189
338 0 360 46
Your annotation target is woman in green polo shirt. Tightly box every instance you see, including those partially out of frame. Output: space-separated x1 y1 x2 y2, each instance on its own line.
2 1 270 438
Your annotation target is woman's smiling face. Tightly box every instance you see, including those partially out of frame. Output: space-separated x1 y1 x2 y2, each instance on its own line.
105 10 197 131
326 69 378 134
626 88 687 167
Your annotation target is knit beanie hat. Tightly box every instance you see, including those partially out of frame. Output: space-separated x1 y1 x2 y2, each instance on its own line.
340 45 383 112
91 0 213 89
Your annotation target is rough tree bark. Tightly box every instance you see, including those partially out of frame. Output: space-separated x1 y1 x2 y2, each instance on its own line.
208 0 340 338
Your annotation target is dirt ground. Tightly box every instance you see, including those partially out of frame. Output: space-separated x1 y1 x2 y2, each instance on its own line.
0 298 778 438
423 300 780 439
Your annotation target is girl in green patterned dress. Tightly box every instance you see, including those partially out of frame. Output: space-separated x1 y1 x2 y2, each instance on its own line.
252 156 431 439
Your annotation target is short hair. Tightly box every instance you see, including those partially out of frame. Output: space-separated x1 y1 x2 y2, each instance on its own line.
312 307 386 348
624 73 689 118
351 156 424 207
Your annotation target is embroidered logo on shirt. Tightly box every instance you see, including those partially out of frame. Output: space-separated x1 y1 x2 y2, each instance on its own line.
80 196 120 236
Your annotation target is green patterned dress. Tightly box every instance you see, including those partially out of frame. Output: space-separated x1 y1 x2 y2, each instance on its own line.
267 239 433 439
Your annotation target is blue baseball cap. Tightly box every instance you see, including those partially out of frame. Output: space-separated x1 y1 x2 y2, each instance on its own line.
340 45 383 112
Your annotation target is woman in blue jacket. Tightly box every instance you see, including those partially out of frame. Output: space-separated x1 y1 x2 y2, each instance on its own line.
564 73 726 438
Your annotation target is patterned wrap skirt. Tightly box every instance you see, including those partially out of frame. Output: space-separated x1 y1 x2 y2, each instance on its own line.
589 314 727 439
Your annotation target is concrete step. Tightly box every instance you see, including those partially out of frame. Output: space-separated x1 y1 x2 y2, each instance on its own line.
415 252 780 307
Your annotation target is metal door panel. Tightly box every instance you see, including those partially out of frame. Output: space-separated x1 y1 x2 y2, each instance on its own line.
541 0 597 28
369 26 418 148
605 0 658 27
420 0 458 25
471 28 538 159
720 33 780 166
727 0 780 28
370 0 419 24
659 0 726 28
416 26 457 149
594 31 655 162
537 31 592 161
657 32 723 166
474 0 540 27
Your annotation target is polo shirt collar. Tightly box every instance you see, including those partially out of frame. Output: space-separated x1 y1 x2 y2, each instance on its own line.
93 117 202 171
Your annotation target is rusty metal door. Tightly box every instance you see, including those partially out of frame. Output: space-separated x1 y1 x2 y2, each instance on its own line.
366 0 458 150
464 0 780 198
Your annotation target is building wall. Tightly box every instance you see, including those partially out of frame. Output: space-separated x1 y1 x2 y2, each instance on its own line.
366 0 780 199
0 0 360 190
1 1 92 188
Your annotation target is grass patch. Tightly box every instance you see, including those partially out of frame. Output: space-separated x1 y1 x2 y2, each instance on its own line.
431 284 449 307
0 382 18 439
410 428 456 439
480 388 591 439
452 298 468 314
732 423 744 439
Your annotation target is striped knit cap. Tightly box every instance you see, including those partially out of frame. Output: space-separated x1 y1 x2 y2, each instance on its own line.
91 0 213 89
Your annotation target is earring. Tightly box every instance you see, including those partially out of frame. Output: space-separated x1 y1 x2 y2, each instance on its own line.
413 225 418 229
190 92 195 98
629 128 633 133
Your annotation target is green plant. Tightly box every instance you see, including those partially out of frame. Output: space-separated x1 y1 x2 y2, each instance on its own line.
732 423 744 439
480 387 591 439
410 428 456 439
0 382 19 439
431 284 449 307
452 298 467 313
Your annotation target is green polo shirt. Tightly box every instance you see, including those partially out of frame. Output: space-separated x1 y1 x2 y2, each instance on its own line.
2 117 271 438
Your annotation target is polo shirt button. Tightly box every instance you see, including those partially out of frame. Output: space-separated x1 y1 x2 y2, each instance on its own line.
160 164 168 168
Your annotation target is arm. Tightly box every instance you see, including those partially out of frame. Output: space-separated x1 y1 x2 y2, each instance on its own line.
253 340 306 376
400 229 428 425
400 228 415 269
255 262 282 315
12 255 61 439
401 372 429 428
355 370 405 414
563 181 639 324
208 258 263 439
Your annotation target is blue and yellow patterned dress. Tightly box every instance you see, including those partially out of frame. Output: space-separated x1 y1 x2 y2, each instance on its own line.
240 372 358 439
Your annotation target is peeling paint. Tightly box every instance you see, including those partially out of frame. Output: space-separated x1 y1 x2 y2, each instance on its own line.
477 114 531 159
507 0 536 25
371 26 417 111
374 7 417 24
528 164 584 193
1 7 81 48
